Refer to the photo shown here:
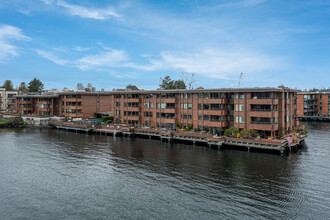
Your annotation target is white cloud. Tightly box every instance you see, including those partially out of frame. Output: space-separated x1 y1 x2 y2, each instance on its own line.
129 48 279 79
40 0 54 5
56 0 120 20
0 25 29 62
76 49 128 70
73 46 91 52
36 48 128 70
36 50 70 65
36 45 279 80
242 0 266 6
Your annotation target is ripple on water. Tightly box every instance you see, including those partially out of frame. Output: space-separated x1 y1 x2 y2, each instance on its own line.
0 123 330 219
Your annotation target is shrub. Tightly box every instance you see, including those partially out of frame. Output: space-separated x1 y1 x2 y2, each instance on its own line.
7 117 25 125
240 129 259 139
185 123 193 131
224 127 239 136
102 116 114 123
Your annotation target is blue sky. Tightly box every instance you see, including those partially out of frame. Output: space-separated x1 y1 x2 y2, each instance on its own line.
0 0 330 91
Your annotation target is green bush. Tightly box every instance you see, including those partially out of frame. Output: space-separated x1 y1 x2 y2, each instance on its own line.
224 127 240 137
240 129 258 139
7 117 25 125
102 116 114 123
175 122 181 129
184 123 193 131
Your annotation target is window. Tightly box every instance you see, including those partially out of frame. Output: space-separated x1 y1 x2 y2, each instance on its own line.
239 104 244 111
204 93 210 99
198 104 202 110
235 104 238 111
239 93 244 99
203 104 209 110
239 116 244 123
235 116 238 123
203 115 209 121
198 115 202 121
287 115 290 123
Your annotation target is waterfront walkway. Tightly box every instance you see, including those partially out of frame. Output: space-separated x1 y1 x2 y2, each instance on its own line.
49 121 306 154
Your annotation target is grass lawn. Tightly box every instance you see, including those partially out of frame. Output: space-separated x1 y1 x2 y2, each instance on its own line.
0 119 8 124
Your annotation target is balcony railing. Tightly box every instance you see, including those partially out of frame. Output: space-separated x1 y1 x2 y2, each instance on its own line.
250 97 276 99
249 109 277 112
250 121 277 124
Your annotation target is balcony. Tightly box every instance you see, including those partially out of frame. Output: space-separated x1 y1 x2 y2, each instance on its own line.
65 98 83 102
248 123 278 131
249 98 278 105
249 110 278 118
250 121 276 125
208 121 228 127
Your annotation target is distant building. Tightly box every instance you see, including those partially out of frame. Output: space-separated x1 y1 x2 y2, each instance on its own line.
0 88 18 111
297 92 330 117
16 85 299 138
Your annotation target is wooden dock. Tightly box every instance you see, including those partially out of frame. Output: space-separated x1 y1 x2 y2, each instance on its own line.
298 116 330 121
49 122 306 154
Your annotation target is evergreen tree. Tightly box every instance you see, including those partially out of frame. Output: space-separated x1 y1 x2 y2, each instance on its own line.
2 80 14 91
28 78 44 93
18 82 28 93
160 76 186 89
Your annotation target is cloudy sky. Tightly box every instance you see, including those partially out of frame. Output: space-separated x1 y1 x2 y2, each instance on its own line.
0 0 330 90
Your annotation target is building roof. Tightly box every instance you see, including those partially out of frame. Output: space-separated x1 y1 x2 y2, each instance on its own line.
297 91 330 95
15 86 299 98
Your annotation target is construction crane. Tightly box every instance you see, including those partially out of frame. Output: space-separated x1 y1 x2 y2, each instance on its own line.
238 72 243 88
159 77 162 88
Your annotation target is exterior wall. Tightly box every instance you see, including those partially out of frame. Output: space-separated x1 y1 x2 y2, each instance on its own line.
0 89 18 111
16 96 57 116
322 94 329 116
296 94 304 117
0 88 5 110
296 92 330 117
15 87 299 137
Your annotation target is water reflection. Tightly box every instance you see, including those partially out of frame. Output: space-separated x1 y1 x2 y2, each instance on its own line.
0 123 329 219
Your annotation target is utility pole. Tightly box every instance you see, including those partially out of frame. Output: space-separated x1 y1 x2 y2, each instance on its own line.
238 72 243 88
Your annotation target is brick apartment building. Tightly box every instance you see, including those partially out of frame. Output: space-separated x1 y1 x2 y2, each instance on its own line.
0 88 18 111
16 86 299 137
297 92 330 117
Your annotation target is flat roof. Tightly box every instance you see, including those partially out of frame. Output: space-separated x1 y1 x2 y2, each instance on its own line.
15 86 299 97
297 91 330 95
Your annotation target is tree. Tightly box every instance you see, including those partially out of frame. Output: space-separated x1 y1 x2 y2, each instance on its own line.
76 83 84 91
173 80 186 89
126 84 139 90
18 82 28 93
28 78 44 93
180 72 195 89
85 83 95 92
2 80 14 91
160 76 186 90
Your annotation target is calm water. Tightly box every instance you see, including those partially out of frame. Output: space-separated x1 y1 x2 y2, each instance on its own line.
0 122 329 219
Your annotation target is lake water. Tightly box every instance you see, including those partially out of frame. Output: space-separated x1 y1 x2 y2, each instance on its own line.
0 122 329 219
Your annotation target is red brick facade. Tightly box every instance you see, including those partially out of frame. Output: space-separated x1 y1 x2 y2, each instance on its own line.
297 92 330 117
16 86 299 137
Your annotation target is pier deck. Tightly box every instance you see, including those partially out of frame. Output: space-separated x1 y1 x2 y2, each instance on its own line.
49 122 306 154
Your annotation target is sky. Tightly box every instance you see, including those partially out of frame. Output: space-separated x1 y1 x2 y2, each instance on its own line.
0 0 330 91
